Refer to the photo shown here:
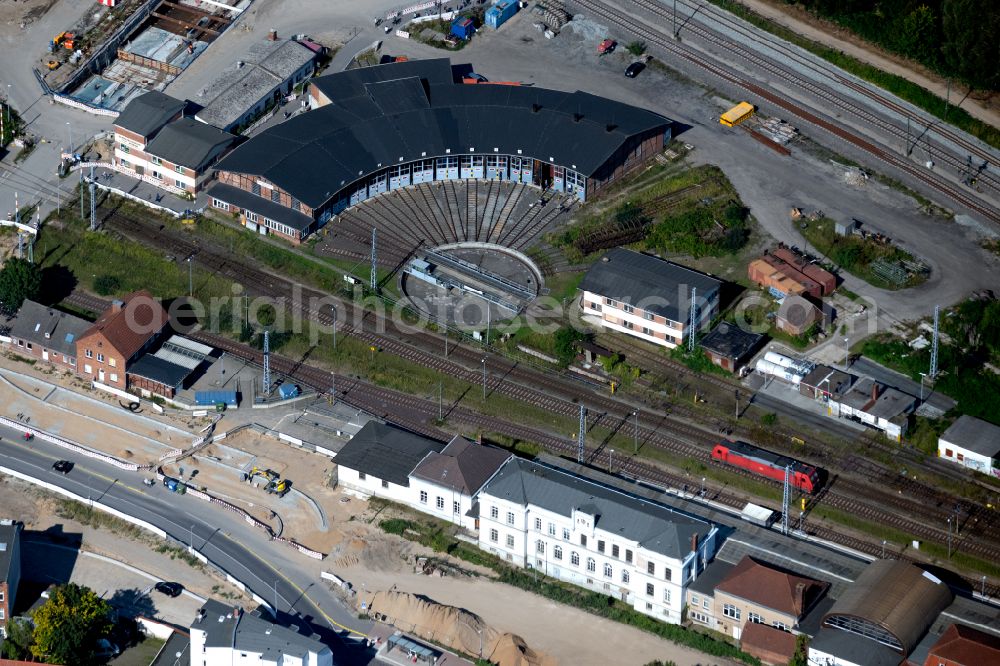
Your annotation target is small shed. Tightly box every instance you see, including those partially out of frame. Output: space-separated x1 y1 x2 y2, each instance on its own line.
450 17 476 39
486 0 518 29
699 322 764 373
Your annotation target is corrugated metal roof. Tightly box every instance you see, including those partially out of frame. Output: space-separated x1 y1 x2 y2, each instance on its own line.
823 560 953 654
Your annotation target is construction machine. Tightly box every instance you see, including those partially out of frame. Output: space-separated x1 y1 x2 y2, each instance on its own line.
247 466 279 483
265 478 290 498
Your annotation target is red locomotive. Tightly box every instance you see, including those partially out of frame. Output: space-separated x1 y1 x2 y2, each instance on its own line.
711 440 821 494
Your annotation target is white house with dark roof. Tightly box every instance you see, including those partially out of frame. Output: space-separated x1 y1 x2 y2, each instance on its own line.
408 436 512 530
579 249 721 349
938 415 1000 476
189 599 332 666
477 458 718 624
333 422 445 504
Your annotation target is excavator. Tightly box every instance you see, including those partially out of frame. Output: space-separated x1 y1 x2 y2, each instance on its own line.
265 478 290 498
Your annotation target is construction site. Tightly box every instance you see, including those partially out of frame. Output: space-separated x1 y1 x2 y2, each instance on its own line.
43 0 241 111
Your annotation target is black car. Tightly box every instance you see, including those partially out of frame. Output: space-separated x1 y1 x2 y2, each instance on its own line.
625 62 645 78
52 460 73 474
154 581 183 597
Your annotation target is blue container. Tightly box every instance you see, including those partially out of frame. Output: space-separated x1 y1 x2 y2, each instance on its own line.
450 17 476 39
195 390 238 406
485 0 518 29
278 384 300 400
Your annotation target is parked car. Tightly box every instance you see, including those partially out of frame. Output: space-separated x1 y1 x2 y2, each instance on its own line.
154 581 183 597
52 460 73 474
625 61 645 78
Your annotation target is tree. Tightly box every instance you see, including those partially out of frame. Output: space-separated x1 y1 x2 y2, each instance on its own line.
92 274 122 296
788 633 810 666
0 257 42 315
897 5 939 68
626 40 646 56
941 0 1000 90
2 616 35 659
31 583 113 665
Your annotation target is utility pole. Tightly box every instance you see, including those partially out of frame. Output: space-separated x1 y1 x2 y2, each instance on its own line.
577 404 586 463
735 390 740 419
930 305 940 377
947 517 953 558
331 372 336 406
633 410 638 453
89 166 96 230
370 227 377 292
438 380 442 421
79 169 85 220
262 330 271 396
781 465 791 536
688 287 697 352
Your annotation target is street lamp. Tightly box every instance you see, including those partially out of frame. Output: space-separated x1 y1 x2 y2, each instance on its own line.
481 358 487 400
65 121 73 155
700 476 706 497
609 449 615 474
844 336 850 368
187 256 193 296
918 372 927 402
190 524 195 551
947 517 953 559
881 540 886 558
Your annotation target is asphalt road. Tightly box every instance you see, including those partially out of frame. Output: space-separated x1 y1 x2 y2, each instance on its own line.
0 421 375 664
851 356 956 414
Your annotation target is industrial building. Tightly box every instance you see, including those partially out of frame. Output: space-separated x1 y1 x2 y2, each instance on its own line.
937 415 1000 476
748 245 836 299
209 58 671 242
579 248 721 349
775 294 824 336
193 37 317 133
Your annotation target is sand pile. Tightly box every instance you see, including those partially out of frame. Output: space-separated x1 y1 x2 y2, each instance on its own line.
367 590 551 666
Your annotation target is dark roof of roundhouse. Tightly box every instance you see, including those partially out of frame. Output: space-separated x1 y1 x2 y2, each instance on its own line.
215 58 671 208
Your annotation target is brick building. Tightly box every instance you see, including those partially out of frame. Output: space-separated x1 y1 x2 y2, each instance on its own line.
920 623 1000 666
75 291 169 391
6 300 90 371
210 58 671 243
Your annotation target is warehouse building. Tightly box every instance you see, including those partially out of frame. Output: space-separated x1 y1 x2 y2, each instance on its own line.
209 58 671 243
698 322 763 374
937 415 1000 476
579 249 720 349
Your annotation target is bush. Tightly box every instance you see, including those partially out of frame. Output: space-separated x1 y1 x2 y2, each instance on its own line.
626 40 646 56
761 413 778 426
379 519 414 535
553 327 588 366
92 274 121 296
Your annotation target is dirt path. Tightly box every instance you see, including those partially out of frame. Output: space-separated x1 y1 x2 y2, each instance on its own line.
734 0 1000 129
343 565 738 666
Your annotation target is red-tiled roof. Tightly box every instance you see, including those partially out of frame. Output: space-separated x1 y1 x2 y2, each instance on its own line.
716 555 828 618
925 623 1000 666
740 622 797 664
80 290 168 361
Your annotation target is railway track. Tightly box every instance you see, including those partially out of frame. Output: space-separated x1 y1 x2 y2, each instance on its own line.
94 207 1000 563
632 0 1000 197
60 290 1000 597
572 0 1000 223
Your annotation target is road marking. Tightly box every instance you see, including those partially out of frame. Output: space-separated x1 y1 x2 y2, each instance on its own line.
223 531 368 638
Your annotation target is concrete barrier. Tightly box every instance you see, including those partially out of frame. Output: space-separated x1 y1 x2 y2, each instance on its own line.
137 616 178 640
0 415 145 472
0 465 166 539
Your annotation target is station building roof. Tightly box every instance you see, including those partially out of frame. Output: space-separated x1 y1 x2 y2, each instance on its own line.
822 560 953 654
214 58 670 209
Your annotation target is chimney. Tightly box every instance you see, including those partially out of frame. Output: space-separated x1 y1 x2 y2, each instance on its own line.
690 533 698 553
268 28 278 41
871 382 880 401
477 433 482 445
531 103 541 113
573 112 583 122
110 299 124 313
605 123 617 133
794 582 806 614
